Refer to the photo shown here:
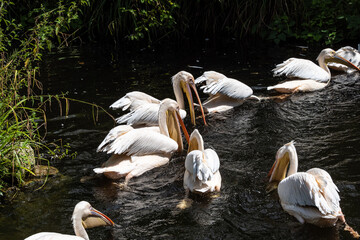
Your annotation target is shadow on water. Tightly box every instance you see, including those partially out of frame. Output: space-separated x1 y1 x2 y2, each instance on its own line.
1 45 360 239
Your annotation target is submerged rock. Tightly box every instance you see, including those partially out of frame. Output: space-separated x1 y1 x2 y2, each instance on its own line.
23 165 60 188
32 165 59 177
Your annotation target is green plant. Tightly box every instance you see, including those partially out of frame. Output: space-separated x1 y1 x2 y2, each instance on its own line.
83 0 179 44
264 0 360 45
266 15 296 44
0 0 89 195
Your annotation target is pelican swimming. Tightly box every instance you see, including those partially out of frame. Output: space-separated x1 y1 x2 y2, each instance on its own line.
328 46 360 72
25 201 114 240
110 71 206 126
268 48 360 93
267 141 345 227
195 71 260 113
94 98 189 188
184 129 221 194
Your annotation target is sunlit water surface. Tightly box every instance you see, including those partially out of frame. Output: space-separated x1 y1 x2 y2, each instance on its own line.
1 45 359 240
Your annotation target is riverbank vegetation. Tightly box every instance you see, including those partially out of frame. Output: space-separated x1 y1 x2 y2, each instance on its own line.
1 0 359 196
0 0 88 196
80 0 360 46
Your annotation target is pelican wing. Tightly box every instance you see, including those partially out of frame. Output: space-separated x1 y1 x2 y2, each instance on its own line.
204 149 220 174
306 168 340 211
116 103 160 126
200 77 253 99
272 58 329 82
116 103 186 126
278 172 339 215
101 128 178 156
97 125 134 152
110 91 160 111
185 150 212 182
195 71 227 85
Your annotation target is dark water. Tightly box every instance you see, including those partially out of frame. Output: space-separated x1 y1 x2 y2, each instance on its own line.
1 44 360 240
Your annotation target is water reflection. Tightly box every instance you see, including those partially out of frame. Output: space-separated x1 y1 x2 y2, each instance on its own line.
1 45 359 239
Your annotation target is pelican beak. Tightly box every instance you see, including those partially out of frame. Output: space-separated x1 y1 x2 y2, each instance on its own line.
187 134 200 153
331 54 360 71
82 207 114 229
266 152 290 192
167 109 189 152
176 110 190 144
182 80 207 126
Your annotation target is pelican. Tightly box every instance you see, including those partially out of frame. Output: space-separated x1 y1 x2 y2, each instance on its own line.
94 98 189 188
268 48 360 93
328 46 360 72
184 129 221 194
110 71 206 126
195 71 259 113
25 201 114 240
267 141 345 227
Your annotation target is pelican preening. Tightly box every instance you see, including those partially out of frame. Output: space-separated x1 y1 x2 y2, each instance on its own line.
328 46 360 72
25 201 114 240
267 141 345 227
268 48 360 93
195 71 260 113
110 71 207 126
94 99 189 187
184 129 221 194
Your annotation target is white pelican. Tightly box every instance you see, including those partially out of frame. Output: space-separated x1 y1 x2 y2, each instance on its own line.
328 46 360 72
268 48 360 93
267 141 345 227
25 201 114 240
94 98 190 188
184 129 221 194
110 71 206 126
195 71 259 113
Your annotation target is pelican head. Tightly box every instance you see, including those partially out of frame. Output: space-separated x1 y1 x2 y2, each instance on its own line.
172 71 207 126
159 98 190 152
267 141 298 192
72 201 114 239
318 48 360 71
73 201 114 229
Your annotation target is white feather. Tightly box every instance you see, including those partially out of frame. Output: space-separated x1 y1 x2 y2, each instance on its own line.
195 71 257 113
116 103 160 126
278 171 340 216
97 125 134 152
203 149 220 173
267 79 327 93
272 58 330 82
102 128 178 156
198 75 253 99
115 103 186 126
109 91 160 111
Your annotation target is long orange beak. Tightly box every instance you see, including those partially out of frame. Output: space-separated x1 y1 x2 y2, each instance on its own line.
189 81 207 126
176 110 190 144
333 54 360 71
267 159 277 178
